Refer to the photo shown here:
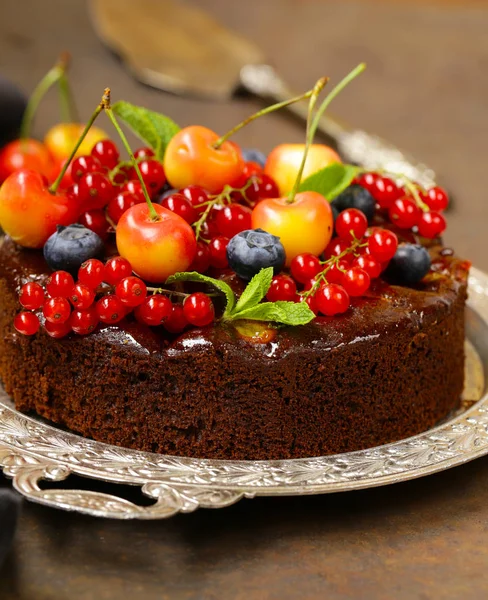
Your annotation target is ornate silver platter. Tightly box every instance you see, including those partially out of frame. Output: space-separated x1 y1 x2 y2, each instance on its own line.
0 268 487 520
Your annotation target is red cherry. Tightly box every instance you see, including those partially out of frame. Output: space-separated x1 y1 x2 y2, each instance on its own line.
388 197 421 229
324 239 353 262
335 208 368 242
135 295 172 326
341 267 370 297
70 307 99 335
179 185 209 216
189 241 211 273
420 186 449 212
107 191 142 224
14 312 40 335
91 140 120 170
367 229 398 262
78 259 105 289
104 257 132 285
315 284 350 316
43 297 71 324
131 160 166 196
44 319 72 338
69 283 95 310
183 293 215 326
79 209 111 241
371 176 402 209
120 180 146 204
164 304 188 334
19 282 44 310
356 172 379 194
290 253 321 284
115 276 147 307
78 172 114 210
0 139 53 183
216 204 252 238
71 155 102 183
266 275 297 302
134 147 155 160
160 193 197 225
326 258 350 283
352 255 382 279
208 236 229 268
417 211 446 239
46 271 75 298
246 174 279 205
96 295 126 324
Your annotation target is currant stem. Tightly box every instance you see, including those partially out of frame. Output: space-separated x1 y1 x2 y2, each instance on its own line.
287 77 329 204
20 52 71 140
49 89 106 194
213 89 316 150
103 94 159 221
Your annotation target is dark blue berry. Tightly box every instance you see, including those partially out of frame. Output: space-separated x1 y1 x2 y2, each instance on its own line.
332 184 376 223
384 243 431 285
43 224 105 274
227 228 286 281
242 148 266 168
0 76 27 145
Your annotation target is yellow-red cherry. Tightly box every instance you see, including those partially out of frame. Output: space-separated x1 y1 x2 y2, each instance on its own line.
0 139 54 183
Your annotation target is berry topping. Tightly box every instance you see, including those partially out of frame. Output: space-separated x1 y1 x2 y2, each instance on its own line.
340 267 371 297
43 297 71 324
70 307 99 335
46 271 75 298
103 257 132 285
226 229 286 281
183 293 215 327
367 229 398 263
335 208 368 242
266 275 297 302
290 253 321 284
78 258 105 289
417 211 446 239
388 197 421 229
352 254 381 279
69 283 95 310
315 284 350 317
384 244 432 285
115 276 147 307
420 186 449 212
370 176 402 209
96 296 126 324
14 311 40 336
43 224 105 274
135 295 173 326
331 184 376 223
19 282 44 310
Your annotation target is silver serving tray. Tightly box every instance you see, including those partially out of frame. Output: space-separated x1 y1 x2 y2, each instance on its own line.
0 268 487 520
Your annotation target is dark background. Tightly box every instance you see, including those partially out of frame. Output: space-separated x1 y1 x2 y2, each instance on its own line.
1 0 488 598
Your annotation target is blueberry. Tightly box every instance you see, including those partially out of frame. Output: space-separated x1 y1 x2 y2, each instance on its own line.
43 224 105 274
242 148 266 168
331 184 376 223
384 244 431 285
227 229 286 281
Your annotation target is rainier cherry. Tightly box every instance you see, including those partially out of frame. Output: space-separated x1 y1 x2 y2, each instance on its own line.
44 123 108 161
14 312 40 336
19 282 44 310
290 253 321 284
135 295 172 326
0 139 54 183
266 275 297 302
315 283 350 316
183 293 215 327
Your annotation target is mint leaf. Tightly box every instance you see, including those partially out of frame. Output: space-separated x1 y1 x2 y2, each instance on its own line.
229 301 315 326
166 271 235 315
299 163 359 201
233 267 273 314
112 101 180 161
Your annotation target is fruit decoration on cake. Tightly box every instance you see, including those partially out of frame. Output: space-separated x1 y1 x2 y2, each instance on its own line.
0 56 470 460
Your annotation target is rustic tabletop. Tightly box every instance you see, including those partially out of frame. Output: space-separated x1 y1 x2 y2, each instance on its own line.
1 0 488 598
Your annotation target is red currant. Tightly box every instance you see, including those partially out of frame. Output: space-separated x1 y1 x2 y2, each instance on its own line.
367 229 398 262
216 204 252 238
301 293 318 315
120 180 145 204
115 276 147 307
243 161 263 179
266 275 297 302
78 259 105 289
91 140 120 169
160 193 197 225
371 176 402 209
335 208 368 242
356 172 379 194
79 209 111 241
417 211 446 239
96 295 126 324
164 304 188 334
14 312 40 335
134 147 155 160
43 297 71 324
46 271 75 298
44 319 72 338
324 239 353 262
70 307 99 335
19 282 44 310
135 295 172 326
326 258 350 283
352 254 381 279
131 159 166 195
69 283 95 310
78 172 115 210
71 155 102 183
246 174 279 205
179 185 209 216
183 293 215 327
107 191 142 224
388 197 421 229
208 236 229 268
189 241 210 273
315 284 350 316
290 253 321 284
341 267 370 297
104 257 132 285
420 186 449 212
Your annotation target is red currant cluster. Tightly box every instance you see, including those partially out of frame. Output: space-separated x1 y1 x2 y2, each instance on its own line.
14 257 215 338
356 172 448 238
266 208 398 317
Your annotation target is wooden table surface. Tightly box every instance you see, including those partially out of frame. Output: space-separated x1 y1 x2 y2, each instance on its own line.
1 0 488 598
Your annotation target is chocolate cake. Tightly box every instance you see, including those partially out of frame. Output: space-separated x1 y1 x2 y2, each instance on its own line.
0 236 468 460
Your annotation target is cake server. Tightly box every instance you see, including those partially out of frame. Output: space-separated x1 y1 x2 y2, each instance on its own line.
89 0 436 188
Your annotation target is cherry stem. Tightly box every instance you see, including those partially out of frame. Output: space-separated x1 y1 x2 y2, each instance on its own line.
103 95 159 221
20 52 71 141
57 71 79 124
49 88 107 194
213 89 316 149
287 77 329 204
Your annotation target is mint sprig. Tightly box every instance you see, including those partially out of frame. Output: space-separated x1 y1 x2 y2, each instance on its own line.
166 268 315 326
111 101 180 161
299 163 359 201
